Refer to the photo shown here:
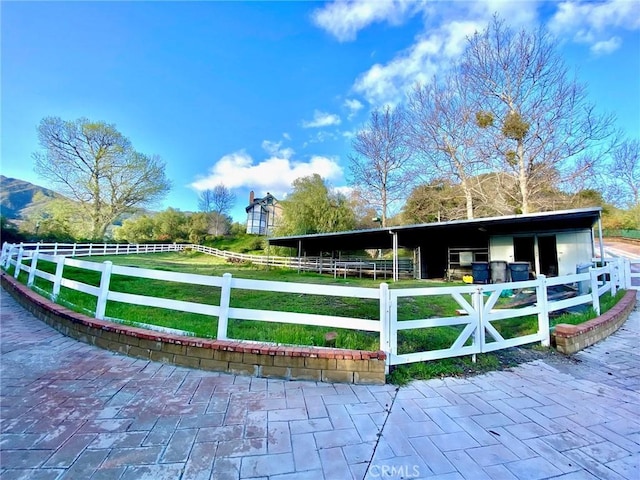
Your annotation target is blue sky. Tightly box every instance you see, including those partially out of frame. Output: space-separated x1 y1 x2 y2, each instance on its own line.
2 0 639 223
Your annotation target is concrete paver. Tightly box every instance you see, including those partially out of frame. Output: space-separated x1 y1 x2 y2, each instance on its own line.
1 287 638 479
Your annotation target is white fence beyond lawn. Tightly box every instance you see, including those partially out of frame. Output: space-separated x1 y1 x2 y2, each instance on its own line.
2 242 636 372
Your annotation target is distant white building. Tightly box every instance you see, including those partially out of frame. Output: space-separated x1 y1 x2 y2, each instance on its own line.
245 191 280 235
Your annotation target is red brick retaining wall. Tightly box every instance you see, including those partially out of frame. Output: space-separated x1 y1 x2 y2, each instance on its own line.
552 290 637 354
1 273 386 384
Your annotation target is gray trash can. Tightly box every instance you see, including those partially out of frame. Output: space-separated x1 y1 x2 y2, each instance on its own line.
509 262 529 282
490 260 508 283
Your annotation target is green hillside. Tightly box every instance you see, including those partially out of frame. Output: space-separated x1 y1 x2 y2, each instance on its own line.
0 175 61 220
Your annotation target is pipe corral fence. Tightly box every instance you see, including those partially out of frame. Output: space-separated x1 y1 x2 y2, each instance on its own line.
2 242 638 372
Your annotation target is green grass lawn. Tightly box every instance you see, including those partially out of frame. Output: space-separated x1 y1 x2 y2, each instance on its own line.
13 250 624 383
23 251 473 351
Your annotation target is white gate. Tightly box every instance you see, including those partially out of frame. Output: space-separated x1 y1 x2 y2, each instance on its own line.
386 275 553 367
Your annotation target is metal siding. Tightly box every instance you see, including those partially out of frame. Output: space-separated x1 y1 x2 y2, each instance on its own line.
489 236 514 262
556 230 592 276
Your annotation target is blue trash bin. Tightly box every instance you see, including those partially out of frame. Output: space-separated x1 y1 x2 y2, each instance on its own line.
509 262 529 282
471 262 490 284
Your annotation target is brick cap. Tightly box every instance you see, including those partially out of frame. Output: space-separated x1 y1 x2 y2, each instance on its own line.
553 290 637 339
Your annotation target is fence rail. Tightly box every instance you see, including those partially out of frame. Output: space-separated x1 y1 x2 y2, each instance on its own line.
1 242 634 371
1 242 413 280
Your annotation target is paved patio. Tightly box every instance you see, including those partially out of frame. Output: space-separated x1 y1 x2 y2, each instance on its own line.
1 287 638 479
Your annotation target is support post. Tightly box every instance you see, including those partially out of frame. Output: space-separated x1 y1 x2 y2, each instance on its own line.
389 231 398 282
217 273 232 340
623 258 631 289
536 274 550 346
27 251 40 287
13 246 24 279
590 267 601 315
472 288 484 360
95 261 113 320
52 256 65 300
378 282 392 374
598 215 605 267
0 242 8 266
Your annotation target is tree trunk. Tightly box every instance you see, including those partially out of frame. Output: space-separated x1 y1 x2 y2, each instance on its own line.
517 140 529 214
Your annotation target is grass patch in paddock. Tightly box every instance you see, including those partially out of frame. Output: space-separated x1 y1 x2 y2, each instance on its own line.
550 289 626 327
14 252 481 352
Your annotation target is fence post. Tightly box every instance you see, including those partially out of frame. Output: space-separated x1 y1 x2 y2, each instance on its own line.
378 283 391 372
95 261 113 320
623 258 631 289
54 242 59 255
590 267 601 316
5 245 15 269
536 274 550 347
472 288 484 360
27 251 40 287
13 246 24 279
217 273 232 340
52 256 65 300
72 243 77 256
610 262 618 297
0 242 8 265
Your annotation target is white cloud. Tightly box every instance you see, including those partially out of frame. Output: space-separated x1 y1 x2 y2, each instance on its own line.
353 19 482 106
312 0 425 42
591 36 623 55
344 98 364 119
333 185 354 198
548 0 640 54
190 151 344 196
261 139 294 159
345 0 555 107
302 110 342 128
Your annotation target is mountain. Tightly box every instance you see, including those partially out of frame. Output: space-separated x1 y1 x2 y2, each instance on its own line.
0 176 63 220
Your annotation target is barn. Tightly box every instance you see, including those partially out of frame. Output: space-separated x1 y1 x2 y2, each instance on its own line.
268 207 604 282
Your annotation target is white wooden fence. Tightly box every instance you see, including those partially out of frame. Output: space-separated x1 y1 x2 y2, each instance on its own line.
0 242 412 280
188 244 413 280
1 242 633 372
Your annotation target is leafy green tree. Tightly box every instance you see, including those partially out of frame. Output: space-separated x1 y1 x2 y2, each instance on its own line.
113 215 156 243
186 212 211 244
402 180 467 224
276 174 356 236
153 208 188 242
22 193 92 241
1 216 25 244
33 116 171 240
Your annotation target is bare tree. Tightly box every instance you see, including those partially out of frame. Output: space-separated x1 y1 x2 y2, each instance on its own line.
198 184 235 235
607 138 640 208
349 106 413 227
462 16 615 214
33 117 171 239
406 74 486 219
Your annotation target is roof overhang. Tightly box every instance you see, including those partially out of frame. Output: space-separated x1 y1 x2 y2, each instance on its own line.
268 207 602 253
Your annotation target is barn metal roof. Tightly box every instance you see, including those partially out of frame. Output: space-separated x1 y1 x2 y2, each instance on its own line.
268 207 602 253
